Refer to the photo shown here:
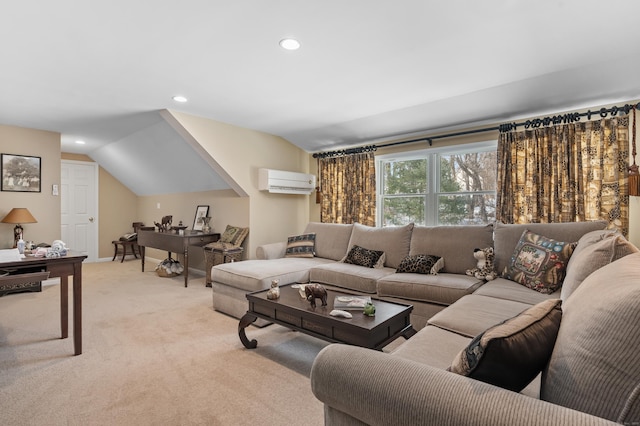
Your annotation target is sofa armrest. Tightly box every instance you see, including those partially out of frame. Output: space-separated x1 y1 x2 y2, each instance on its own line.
256 242 287 259
310 344 617 426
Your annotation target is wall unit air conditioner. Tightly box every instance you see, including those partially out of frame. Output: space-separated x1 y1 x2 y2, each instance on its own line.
258 168 316 194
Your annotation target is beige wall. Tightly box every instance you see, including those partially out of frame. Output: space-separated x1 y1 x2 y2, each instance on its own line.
137 189 248 269
0 124 61 248
164 110 312 257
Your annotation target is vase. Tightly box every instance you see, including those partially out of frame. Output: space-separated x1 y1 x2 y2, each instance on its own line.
201 217 212 233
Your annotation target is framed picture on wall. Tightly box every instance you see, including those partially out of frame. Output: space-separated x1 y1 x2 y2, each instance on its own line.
1 154 41 192
192 205 209 231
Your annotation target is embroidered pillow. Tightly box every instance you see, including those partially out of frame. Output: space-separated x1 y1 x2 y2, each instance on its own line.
396 254 444 275
449 299 562 392
220 225 249 246
343 245 385 268
285 233 316 258
503 230 576 294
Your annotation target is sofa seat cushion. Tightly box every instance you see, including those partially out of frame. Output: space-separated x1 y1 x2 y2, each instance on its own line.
409 224 494 274
377 273 484 306
212 258 333 292
428 294 532 338
542 253 640 423
309 262 395 294
391 325 472 369
473 278 560 305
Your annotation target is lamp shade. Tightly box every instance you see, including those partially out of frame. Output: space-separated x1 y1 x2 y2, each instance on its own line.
1 208 37 224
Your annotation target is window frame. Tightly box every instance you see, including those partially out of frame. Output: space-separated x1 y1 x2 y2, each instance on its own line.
376 141 497 227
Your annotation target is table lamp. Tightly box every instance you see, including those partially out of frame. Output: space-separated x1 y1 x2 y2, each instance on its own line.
1 208 37 247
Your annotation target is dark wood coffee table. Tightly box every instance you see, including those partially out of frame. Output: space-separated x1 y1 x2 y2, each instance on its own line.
238 284 416 350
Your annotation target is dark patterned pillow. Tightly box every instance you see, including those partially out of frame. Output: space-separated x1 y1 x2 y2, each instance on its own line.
285 233 316 258
343 245 385 268
503 230 576 294
449 299 562 392
396 254 444 275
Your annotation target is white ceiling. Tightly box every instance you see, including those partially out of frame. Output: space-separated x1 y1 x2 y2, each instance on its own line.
3 1 640 195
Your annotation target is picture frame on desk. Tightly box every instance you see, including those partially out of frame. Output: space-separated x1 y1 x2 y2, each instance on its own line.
192 205 209 231
1 153 41 192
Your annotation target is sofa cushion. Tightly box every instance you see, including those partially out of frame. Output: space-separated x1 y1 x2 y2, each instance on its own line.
377 273 483 306
503 230 576 294
409 225 494 274
449 299 562 392
310 262 395 294
285 233 316 258
428 294 532 338
343 244 385 268
473 278 560 305
493 221 607 276
542 253 640 423
396 254 444 275
211 258 333 292
392 325 472 369
220 225 249 246
346 222 414 268
561 230 638 301
303 222 353 261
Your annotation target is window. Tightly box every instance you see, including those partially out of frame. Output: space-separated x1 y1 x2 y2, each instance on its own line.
378 142 497 226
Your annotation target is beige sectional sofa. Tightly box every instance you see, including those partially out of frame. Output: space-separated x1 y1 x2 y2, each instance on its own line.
211 220 606 329
311 235 640 425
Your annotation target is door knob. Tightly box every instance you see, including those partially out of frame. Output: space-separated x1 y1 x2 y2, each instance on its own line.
89 217 94 223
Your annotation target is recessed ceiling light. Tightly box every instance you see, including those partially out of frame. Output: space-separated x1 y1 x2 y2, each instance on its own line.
172 95 188 103
279 38 300 50
75 140 86 145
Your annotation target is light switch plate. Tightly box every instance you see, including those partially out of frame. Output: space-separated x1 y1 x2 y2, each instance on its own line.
52 184 59 196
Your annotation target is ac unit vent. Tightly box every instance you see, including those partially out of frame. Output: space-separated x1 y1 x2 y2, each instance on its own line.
258 168 315 195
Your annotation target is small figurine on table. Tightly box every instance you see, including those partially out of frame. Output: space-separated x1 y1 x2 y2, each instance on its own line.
305 283 327 308
267 279 280 300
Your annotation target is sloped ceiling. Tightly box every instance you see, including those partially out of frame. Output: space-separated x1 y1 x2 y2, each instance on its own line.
2 1 640 195
89 112 230 196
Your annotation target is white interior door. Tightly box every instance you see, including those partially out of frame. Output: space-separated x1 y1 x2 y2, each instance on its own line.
61 160 98 261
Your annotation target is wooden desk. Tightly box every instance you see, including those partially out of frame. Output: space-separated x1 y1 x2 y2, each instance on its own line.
138 230 220 287
0 253 87 355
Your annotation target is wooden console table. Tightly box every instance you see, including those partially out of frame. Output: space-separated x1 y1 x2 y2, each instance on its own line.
0 252 87 355
138 230 220 287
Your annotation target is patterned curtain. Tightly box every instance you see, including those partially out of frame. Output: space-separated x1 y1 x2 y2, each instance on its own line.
496 116 630 234
319 152 376 225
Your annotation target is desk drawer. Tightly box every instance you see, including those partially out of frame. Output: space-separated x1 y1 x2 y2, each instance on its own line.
0 271 50 296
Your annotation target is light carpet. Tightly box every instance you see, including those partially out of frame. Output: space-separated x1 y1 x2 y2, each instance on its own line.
0 260 330 425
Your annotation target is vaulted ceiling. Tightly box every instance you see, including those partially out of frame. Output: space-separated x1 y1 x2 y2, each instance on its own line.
3 1 640 195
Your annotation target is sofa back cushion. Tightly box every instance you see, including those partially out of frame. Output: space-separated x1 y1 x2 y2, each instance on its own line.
346 223 414 269
304 222 353 261
409 224 494 274
493 221 607 276
541 252 640 423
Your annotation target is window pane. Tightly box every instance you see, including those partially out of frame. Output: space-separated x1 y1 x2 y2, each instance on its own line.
382 197 425 226
438 194 496 225
439 152 497 193
382 159 427 195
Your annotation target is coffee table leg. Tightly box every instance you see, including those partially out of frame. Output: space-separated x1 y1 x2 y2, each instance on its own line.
402 326 417 340
239 313 258 349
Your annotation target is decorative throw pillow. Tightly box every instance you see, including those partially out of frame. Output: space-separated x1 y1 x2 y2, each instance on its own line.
343 245 385 268
448 299 562 392
503 230 576 294
396 254 444 275
285 233 316 258
220 225 249 246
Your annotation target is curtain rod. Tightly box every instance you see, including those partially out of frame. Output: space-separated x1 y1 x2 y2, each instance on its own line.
312 101 640 158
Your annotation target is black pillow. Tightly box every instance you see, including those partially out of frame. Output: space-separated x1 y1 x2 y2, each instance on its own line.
448 299 562 392
396 254 444 274
343 245 385 268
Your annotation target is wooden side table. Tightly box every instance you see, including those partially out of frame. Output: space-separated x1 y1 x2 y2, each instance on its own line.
204 244 244 287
